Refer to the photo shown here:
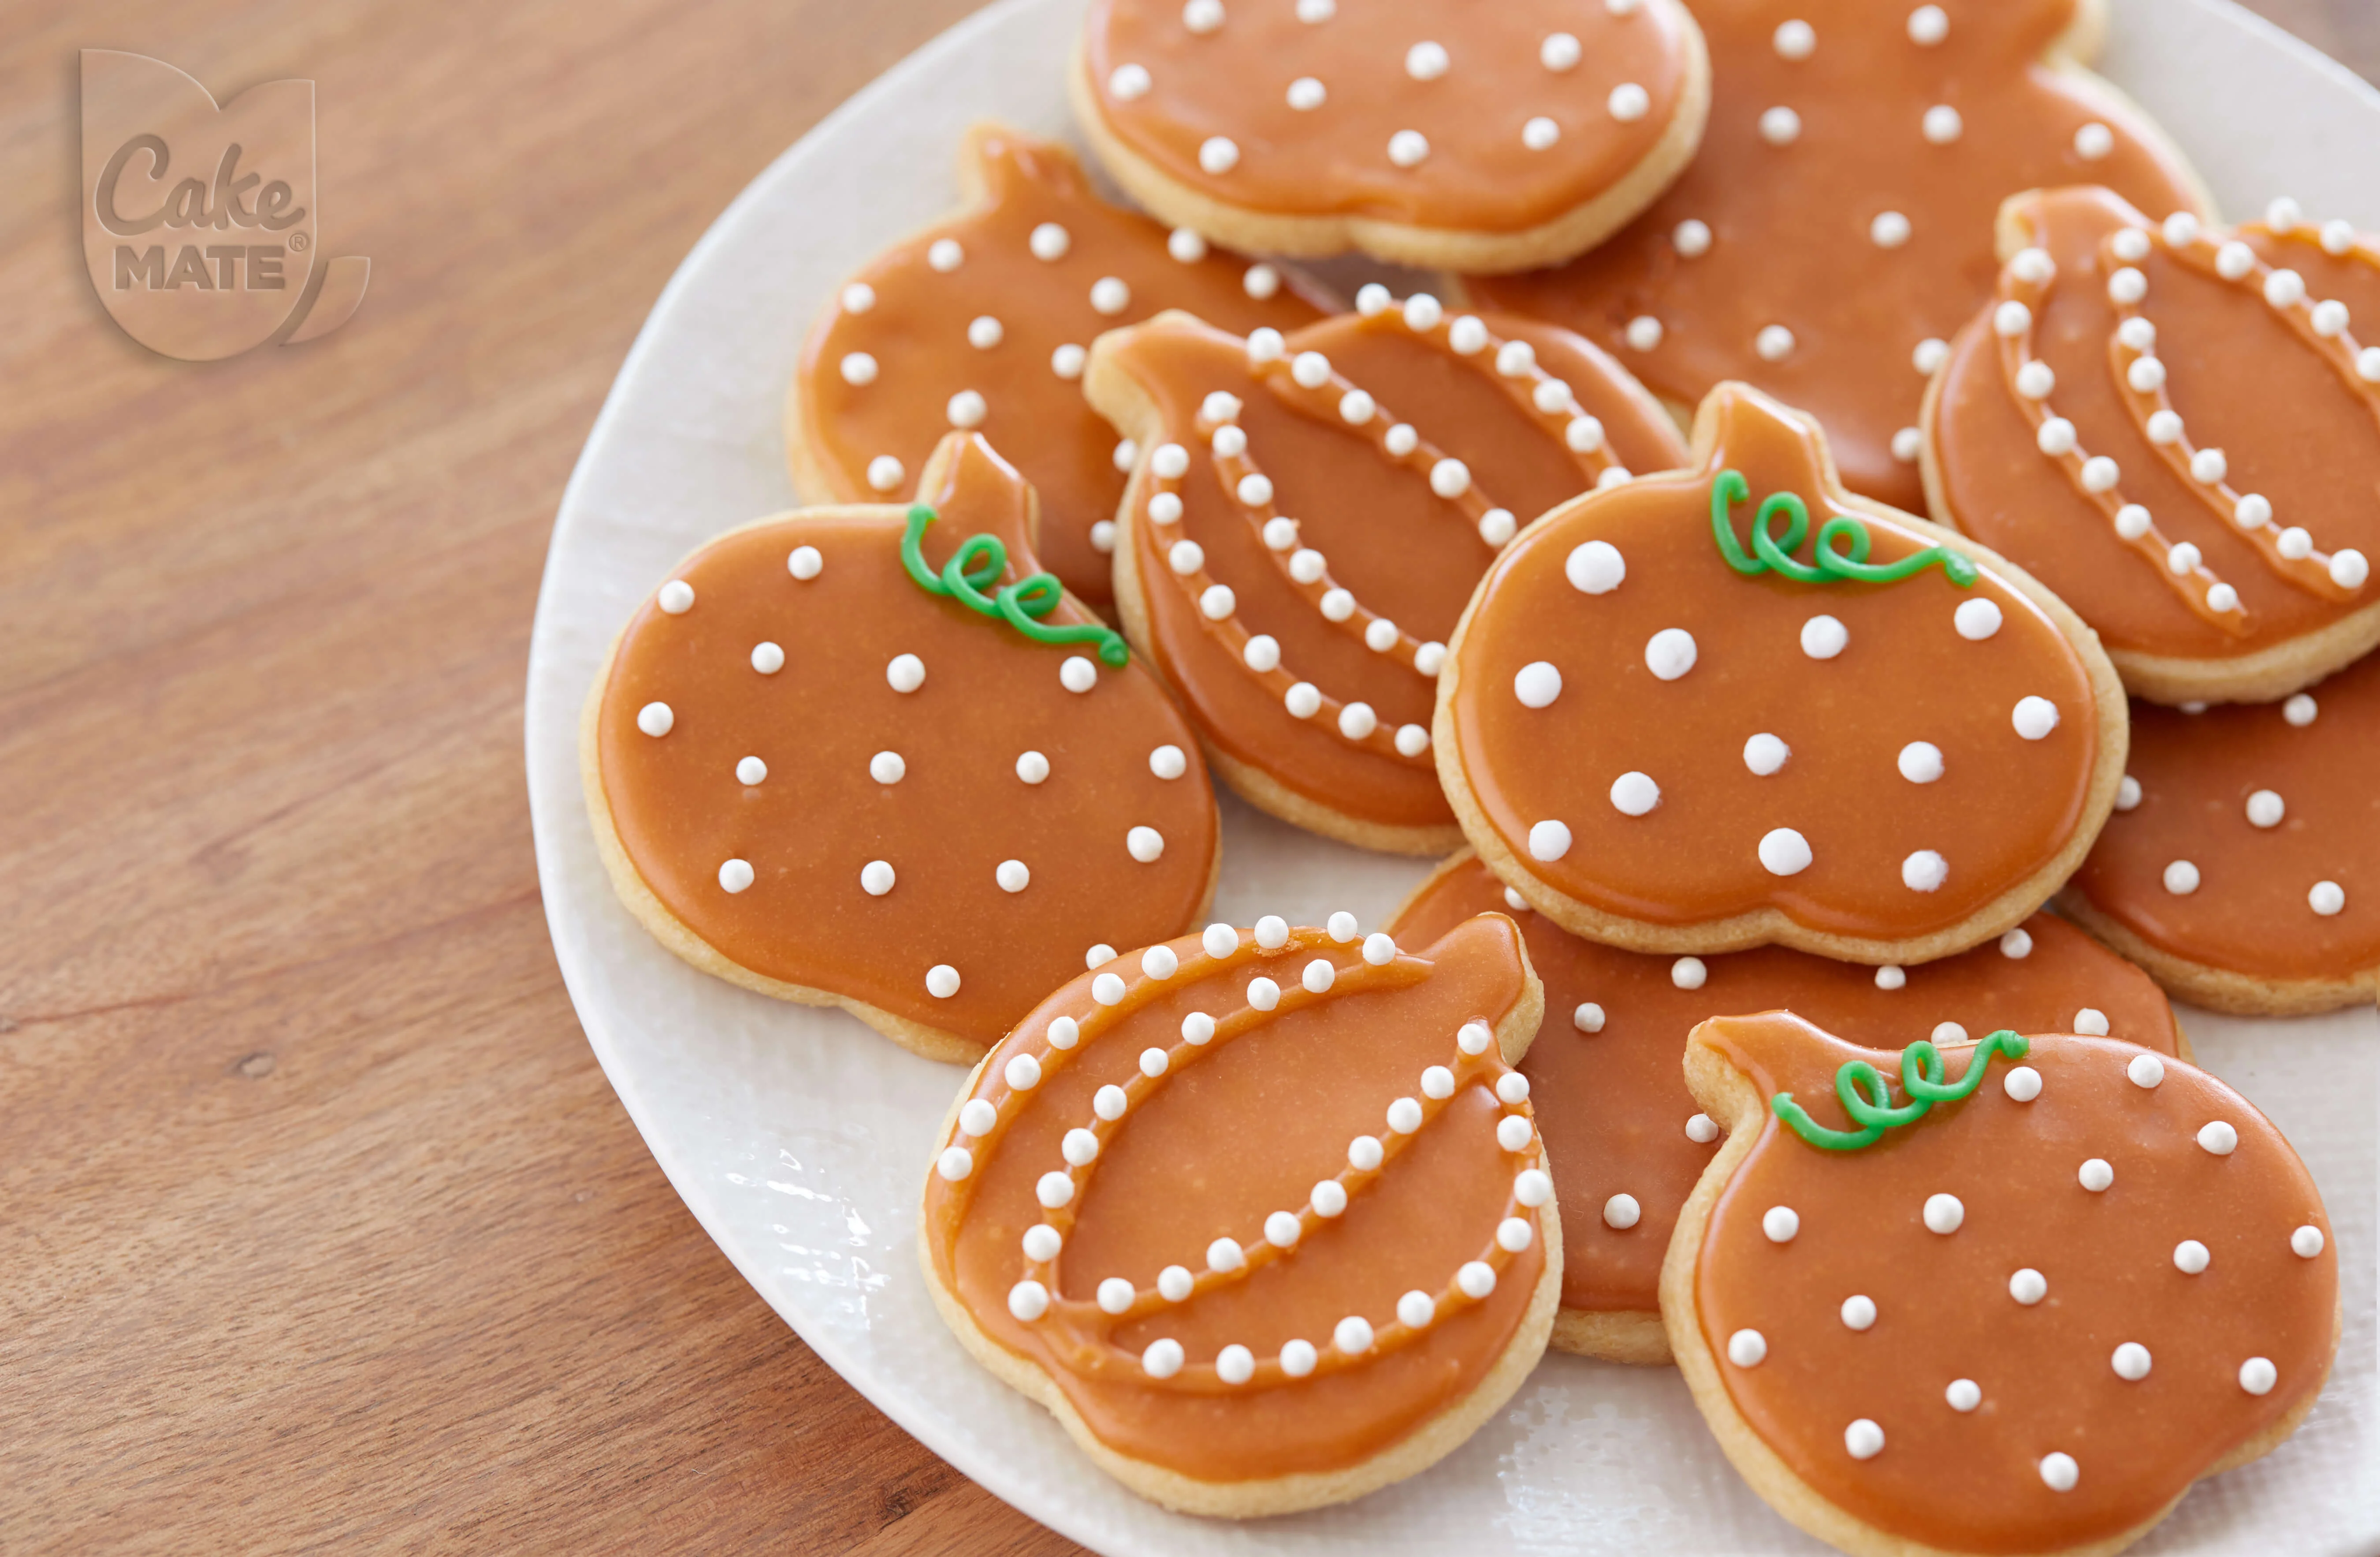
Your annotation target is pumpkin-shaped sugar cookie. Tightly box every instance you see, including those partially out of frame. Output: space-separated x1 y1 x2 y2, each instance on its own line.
1086 294 1686 853
1668 1013 2337 1557
584 433 1220 1062
921 912 1556 1515
1390 852 2178 1364
2061 652 2380 1016
789 124 1327 607
1438 382 2126 963
1071 0 1711 274
1465 0 2210 512
1925 187 2380 705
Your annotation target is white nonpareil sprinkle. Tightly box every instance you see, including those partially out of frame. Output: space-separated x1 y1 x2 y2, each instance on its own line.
1759 828 1813 876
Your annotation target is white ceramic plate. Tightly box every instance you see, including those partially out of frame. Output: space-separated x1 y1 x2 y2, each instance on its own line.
524 2 2380 1550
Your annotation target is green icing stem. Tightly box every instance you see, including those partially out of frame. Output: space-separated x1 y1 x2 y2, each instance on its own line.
1710 469 1980 589
899 505 1129 667
1772 1030 2031 1150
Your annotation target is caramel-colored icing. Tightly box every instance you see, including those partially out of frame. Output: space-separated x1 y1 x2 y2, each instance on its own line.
1096 305 1685 834
1391 855 2176 1320
2069 653 2380 984
1466 0 2206 510
592 434 1218 1048
1934 186 2380 664
1445 383 2105 946
793 127 1324 607
924 914 1551 1483
1079 0 1696 234
1691 1013 2335 1553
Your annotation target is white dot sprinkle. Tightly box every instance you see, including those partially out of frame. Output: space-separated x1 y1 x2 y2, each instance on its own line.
1744 732 1790 775
1897 741 1945 784
1626 315 1664 351
1903 850 1949 892
1909 5 1948 45
1646 627 1697 680
1108 63 1150 100
2009 1267 2048 1305
1764 1206 1800 1243
2164 860 2200 895
1728 1329 1767 1367
636 702 673 738
2041 1453 2079 1492
1876 966 1906 990
2004 1065 2043 1102
2175 1239 2210 1274
1759 828 1814 876
2294 1225 2326 1258
1800 613 1848 659
788 545 822 581
1610 84 1651 123
2312 880 2347 916
1924 104 1964 144
1603 1194 1642 1229
937 1147 973 1182
1955 599 2004 641
861 860 894 897
1574 1003 1606 1033
1923 1193 1964 1233
2080 1158 2114 1191
926 964 960 999
1061 656 1097 693
718 858 754 893
2013 697 2060 740
2112 1342 2152 1381
1198 137 1239 175
1127 826 1164 864
1514 661 1564 709
1688 1112 1720 1144
1405 40 1448 80
1542 31 1580 70
1841 1294 1877 1330
2075 122 2114 160
1846 1420 1885 1460
1947 1377 1981 1411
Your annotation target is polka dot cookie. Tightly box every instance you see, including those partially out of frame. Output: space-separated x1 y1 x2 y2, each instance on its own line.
1070 0 1711 273
1084 293 1686 853
790 124 1325 608
2062 651 2380 1015
920 911 1559 1516
1669 1012 2336 1557
1465 0 2210 512
1389 852 2179 1364
1437 381 2127 963
1926 186 2380 705
584 433 1220 1063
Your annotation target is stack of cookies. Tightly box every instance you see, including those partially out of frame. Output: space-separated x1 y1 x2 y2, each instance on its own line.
582 4 2369 1552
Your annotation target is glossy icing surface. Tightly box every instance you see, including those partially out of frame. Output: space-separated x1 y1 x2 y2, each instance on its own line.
925 914 1551 1481
2070 653 2380 982
1467 0 2205 509
594 435 1218 1045
1099 304 1684 833
1692 1013 2335 1553
1391 856 2176 1318
1446 384 2102 943
1934 186 2380 662
1080 0 1695 232
794 127 1324 605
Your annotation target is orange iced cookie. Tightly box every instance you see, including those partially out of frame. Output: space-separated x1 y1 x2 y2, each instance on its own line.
1925 186 2380 704
1670 1012 2337 1557
1467 0 2209 512
789 124 1326 606
1071 0 1710 272
1390 852 2178 1362
1437 382 2124 962
1087 293 1685 851
921 912 1557 1515
2062 652 2380 1015
584 434 1219 1062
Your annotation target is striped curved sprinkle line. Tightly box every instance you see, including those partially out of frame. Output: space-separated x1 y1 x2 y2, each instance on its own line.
1711 470 1979 589
1772 1029 2030 1151
900 504 1129 666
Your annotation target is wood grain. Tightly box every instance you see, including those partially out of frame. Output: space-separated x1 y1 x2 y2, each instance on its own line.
0 2 2365 1553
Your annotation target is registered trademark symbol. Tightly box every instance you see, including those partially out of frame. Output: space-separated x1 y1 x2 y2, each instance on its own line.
288 230 310 251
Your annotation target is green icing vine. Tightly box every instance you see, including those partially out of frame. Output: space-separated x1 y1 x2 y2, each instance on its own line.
900 505 1129 667
1772 1029 2031 1151
1710 469 1979 589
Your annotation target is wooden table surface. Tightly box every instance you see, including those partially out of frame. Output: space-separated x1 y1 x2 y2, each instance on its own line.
1 2 2367 1551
